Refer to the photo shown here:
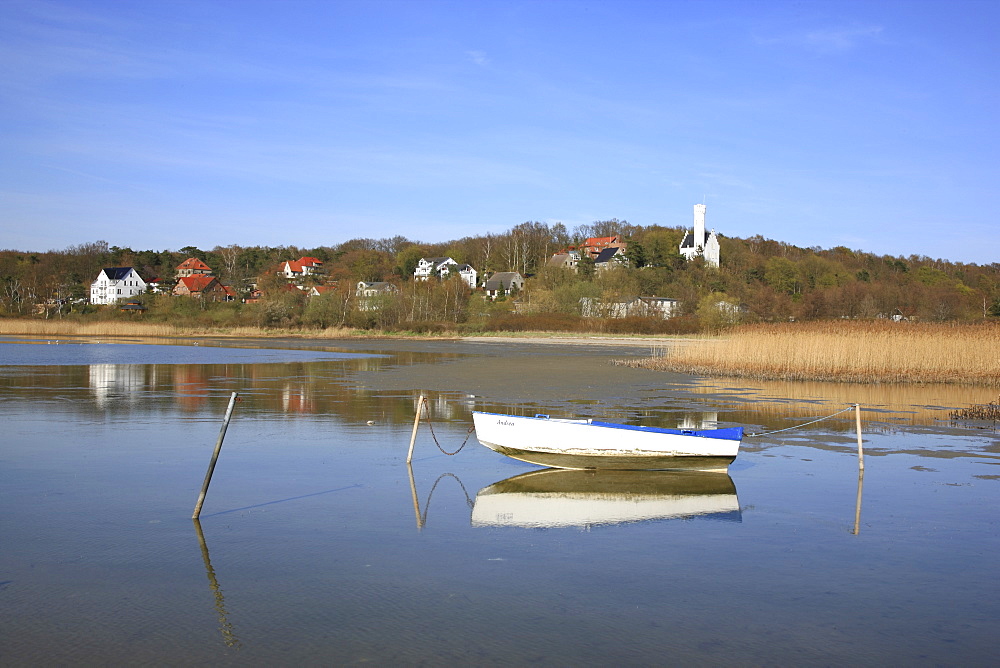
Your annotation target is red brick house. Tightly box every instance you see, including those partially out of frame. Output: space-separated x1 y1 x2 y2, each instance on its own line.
173 275 229 301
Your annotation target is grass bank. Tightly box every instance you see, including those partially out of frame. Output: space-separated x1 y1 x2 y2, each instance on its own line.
0 319 382 340
617 321 1000 386
0 316 700 342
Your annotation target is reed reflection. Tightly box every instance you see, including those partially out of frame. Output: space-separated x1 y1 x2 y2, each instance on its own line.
191 519 241 650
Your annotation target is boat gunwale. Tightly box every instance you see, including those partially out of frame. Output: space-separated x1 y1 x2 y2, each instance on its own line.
473 410 743 441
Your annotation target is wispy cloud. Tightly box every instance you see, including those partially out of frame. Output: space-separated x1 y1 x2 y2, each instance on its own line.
466 50 489 66
756 25 884 53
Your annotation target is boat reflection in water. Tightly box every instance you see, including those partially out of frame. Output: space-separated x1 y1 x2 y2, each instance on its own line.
471 468 741 529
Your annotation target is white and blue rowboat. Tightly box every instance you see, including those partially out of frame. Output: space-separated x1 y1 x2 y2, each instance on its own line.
472 411 743 471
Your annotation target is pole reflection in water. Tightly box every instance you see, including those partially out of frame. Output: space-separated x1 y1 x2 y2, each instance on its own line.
406 462 474 530
472 469 741 529
192 519 241 650
853 470 865 535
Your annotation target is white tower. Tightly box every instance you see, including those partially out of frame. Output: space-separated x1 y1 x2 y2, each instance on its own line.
693 204 706 251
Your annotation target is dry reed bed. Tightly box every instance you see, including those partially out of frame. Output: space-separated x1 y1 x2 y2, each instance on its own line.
621 322 1000 386
949 395 1000 420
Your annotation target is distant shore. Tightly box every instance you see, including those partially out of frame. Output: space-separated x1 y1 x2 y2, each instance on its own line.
3 318 997 386
459 334 697 346
0 318 699 347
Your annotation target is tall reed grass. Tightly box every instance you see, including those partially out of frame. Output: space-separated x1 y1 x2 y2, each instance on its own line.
621 321 1000 386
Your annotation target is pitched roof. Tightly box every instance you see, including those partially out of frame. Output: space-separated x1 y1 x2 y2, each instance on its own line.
584 235 618 246
484 272 523 289
101 267 137 280
680 230 711 249
177 275 218 292
176 257 212 272
594 247 625 263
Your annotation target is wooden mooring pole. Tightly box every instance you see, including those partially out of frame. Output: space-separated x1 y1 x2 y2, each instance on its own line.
192 392 239 519
406 395 425 464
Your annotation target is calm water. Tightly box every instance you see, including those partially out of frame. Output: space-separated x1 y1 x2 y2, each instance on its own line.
1 336 998 666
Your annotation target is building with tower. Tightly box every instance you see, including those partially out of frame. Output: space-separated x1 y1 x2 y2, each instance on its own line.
679 204 721 267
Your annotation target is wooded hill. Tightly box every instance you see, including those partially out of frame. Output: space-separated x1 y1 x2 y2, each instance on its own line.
2 220 998 331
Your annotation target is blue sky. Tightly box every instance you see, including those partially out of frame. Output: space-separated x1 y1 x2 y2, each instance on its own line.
1 0 997 264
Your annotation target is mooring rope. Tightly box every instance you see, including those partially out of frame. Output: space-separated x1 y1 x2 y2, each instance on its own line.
746 406 856 438
420 400 477 456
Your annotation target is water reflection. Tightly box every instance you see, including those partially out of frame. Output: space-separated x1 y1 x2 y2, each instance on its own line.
689 378 997 428
678 411 718 430
88 364 145 408
3 338 995 460
853 470 865 536
472 469 741 529
192 519 241 650
407 465 475 530
408 465 741 530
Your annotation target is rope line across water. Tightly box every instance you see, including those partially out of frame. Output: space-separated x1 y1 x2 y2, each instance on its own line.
746 406 856 438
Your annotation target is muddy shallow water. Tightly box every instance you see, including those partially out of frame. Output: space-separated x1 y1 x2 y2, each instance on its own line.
1 336 997 666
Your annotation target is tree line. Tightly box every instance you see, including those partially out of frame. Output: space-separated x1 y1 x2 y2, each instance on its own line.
1 221 998 331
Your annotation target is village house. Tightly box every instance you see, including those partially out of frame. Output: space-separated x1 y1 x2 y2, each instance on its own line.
483 272 525 300
276 256 324 280
580 296 679 319
549 237 628 272
593 246 629 272
580 235 624 258
679 204 721 267
547 250 580 271
356 281 398 297
355 281 399 311
175 257 213 277
173 275 231 301
413 257 478 288
90 267 147 305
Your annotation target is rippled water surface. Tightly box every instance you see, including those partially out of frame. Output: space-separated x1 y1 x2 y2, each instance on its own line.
1 336 998 666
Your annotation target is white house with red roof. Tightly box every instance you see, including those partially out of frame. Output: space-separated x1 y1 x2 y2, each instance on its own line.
277 256 324 279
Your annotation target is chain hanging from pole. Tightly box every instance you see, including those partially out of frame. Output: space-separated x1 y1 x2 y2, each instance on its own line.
420 399 476 456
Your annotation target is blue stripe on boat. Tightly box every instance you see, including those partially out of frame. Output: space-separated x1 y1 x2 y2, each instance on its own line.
589 422 744 440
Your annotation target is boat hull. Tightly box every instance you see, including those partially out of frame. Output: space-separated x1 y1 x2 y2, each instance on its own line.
473 412 741 471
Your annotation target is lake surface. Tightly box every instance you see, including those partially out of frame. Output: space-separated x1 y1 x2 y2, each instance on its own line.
1 335 998 666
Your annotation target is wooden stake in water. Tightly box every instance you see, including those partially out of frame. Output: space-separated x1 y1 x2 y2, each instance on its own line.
192 392 239 519
855 403 865 472
406 395 425 464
